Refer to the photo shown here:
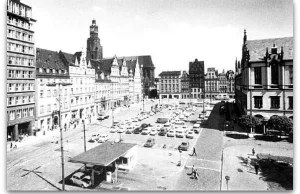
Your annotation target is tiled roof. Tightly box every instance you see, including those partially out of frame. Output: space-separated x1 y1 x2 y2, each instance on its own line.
36 48 68 70
158 71 181 77
59 51 76 65
246 37 293 62
74 51 82 63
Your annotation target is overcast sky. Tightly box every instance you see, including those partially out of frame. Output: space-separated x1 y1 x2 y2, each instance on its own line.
23 0 293 76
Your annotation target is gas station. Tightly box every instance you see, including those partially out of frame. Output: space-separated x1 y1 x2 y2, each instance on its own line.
68 141 138 187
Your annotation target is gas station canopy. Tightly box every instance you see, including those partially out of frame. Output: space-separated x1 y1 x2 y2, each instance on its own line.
69 142 136 166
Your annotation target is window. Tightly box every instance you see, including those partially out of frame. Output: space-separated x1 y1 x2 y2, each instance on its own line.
8 83 13 92
47 89 51 97
65 89 67 96
254 67 262 84
271 64 279 85
15 96 20 105
22 96 27 103
8 97 13 105
40 105 44 114
47 104 51 112
29 96 33 103
23 109 28 117
29 108 34 116
40 90 44 98
289 66 293 84
53 89 57 97
9 110 15 120
270 96 280 108
254 96 263 108
71 88 73 94
288 97 293 109
28 71 33 78
16 109 22 119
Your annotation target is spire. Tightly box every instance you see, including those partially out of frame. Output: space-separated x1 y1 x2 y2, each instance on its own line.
243 29 247 44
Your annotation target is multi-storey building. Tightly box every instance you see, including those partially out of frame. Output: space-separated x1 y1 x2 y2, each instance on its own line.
7 0 36 140
60 49 96 122
226 70 235 98
35 48 71 131
235 30 293 119
181 71 190 99
205 68 219 99
158 71 182 99
189 59 205 99
218 70 227 93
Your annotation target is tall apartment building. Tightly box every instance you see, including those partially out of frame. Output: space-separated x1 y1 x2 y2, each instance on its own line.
235 30 293 119
158 71 182 99
189 59 205 99
7 0 36 140
35 48 71 131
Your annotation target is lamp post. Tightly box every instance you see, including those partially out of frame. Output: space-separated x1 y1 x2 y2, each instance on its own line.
82 119 86 152
225 175 230 190
46 82 72 191
111 107 115 127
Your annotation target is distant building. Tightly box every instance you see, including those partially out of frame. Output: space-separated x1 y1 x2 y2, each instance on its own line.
181 71 190 99
235 30 293 119
158 71 182 99
189 59 205 99
218 70 227 94
7 0 36 140
35 48 71 131
204 68 219 99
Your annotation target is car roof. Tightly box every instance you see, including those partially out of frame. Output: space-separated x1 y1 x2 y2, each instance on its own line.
73 172 85 177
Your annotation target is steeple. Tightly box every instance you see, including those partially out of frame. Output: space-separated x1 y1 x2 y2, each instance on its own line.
87 19 103 61
243 29 247 44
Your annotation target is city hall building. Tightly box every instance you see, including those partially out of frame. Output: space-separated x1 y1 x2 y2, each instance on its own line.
235 30 293 119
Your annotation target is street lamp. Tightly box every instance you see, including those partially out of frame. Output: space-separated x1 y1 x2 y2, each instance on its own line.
82 120 86 152
46 82 72 191
225 175 230 190
111 107 115 127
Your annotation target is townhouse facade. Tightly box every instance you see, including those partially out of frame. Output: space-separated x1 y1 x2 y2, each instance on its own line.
235 30 293 119
158 71 182 99
189 59 205 99
7 0 36 140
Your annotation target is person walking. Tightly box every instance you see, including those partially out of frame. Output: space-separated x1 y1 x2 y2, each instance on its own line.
254 162 259 175
194 169 199 180
192 147 197 156
252 148 255 156
247 156 252 171
191 165 195 175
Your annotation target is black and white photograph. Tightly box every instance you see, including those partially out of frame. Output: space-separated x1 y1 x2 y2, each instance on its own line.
4 0 294 191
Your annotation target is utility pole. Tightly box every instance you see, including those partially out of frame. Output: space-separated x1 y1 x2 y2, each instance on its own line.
112 107 114 127
83 120 86 152
58 83 65 191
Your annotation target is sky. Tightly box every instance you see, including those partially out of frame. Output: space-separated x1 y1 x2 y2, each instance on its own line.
22 0 293 76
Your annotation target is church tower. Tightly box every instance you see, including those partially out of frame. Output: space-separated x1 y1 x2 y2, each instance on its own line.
87 19 103 60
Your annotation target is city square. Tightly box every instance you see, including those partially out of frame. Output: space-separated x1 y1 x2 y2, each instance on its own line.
5 0 293 192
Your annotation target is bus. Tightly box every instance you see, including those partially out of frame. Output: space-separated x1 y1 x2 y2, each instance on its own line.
215 93 230 100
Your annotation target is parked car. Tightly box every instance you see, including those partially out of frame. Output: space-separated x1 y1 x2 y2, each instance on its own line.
150 112 155 116
98 134 109 143
150 129 158 136
140 123 151 130
158 129 167 136
117 128 125 133
196 118 202 124
176 129 185 138
174 119 185 125
110 127 118 133
178 141 190 151
167 129 175 137
155 125 163 131
89 133 100 142
70 172 91 188
186 130 195 139
132 127 142 134
132 117 139 122
144 138 155 147
97 114 109 120
193 124 200 133
141 127 151 135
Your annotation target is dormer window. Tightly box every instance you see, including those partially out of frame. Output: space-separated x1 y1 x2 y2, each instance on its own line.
39 68 42 73
46 69 50 73
59 70 61 74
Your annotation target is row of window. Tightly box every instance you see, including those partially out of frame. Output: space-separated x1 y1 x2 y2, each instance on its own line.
70 87 94 95
7 1 32 18
8 108 34 121
7 43 34 55
8 70 34 79
70 67 94 74
7 95 34 106
7 29 33 42
38 68 67 75
8 56 34 66
254 96 293 109
39 103 68 114
40 88 66 98
254 65 293 85
71 77 95 85
161 80 180 83
71 96 94 106
7 83 34 92
7 16 33 30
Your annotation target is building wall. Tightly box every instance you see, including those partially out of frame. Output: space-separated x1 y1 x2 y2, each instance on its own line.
7 0 36 140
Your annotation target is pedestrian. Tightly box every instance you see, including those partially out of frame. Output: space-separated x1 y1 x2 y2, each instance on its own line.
192 147 197 156
247 156 251 171
191 165 195 175
194 169 199 180
254 162 259 175
10 141 13 150
252 148 255 156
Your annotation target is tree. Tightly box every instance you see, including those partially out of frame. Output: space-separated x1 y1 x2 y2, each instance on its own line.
239 115 261 135
267 116 293 138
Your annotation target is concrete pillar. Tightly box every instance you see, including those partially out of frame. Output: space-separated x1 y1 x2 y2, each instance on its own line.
13 124 18 141
28 121 33 136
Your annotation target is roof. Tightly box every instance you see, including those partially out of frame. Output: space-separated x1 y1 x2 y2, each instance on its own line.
69 142 136 166
158 71 181 77
36 48 68 70
246 37 293 62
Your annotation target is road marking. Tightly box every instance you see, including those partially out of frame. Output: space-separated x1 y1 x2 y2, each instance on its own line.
189 157 221 164
186 165 221 172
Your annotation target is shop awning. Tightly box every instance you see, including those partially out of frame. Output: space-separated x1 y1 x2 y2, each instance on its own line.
68 142 136 166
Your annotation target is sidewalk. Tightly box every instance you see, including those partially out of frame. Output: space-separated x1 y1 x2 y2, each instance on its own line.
221 145 293 191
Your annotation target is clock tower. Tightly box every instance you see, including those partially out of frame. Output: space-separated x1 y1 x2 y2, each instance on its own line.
87 19 103 60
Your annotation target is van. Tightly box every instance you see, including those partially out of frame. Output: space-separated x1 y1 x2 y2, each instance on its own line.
215 93 230 100
157 117 171 124
193 123 200 134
